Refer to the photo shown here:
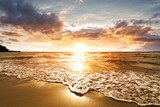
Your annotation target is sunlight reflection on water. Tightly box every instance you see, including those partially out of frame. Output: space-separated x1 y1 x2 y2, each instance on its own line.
69 52 87 73
0 52 160 106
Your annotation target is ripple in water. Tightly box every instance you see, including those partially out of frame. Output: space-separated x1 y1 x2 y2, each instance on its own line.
0 52 160 106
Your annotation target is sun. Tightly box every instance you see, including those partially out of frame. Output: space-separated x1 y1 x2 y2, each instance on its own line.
73 43 87 53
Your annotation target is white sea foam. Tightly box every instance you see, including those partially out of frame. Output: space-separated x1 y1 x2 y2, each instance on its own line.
0 61 160 106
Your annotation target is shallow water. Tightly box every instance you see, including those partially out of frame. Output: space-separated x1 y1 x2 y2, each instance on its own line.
0 52 160 106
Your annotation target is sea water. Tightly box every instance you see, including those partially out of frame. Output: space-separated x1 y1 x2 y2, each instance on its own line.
0 52 160 106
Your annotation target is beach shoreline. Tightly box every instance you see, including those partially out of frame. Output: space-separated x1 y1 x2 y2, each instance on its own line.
0 74 158 107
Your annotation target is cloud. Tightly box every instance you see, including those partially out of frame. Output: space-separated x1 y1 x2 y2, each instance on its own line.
8 38 19 42
131 19 160 25
0 39 3 44
149 12 160 20
138 41 160 51
77 0 85 3
115 25 153 36
1 31 22 37
130 13 160 25
26 33 63 43
32 20 159 45
112 20 160 51
115 21 128 29
59 6 74 16
69 20 160 51
26 27 106 42
0 0 63 34
79 0 84 3
73 28 105 39
134 35 160 42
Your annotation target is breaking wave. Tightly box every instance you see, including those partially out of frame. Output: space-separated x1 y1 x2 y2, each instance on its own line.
0 61 160 106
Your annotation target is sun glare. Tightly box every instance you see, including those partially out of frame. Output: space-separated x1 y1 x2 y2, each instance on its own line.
71 52 86 72
74 43 87 53
69 43 87 72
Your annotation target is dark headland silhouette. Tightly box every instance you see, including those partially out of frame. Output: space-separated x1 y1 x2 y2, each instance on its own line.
0 45 9 52
0 45 20 52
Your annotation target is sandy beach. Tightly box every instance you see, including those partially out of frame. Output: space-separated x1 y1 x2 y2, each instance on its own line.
0 0 160 106
0 75 157 107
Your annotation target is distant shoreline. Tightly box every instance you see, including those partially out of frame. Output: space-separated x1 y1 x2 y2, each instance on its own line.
0 45 21 52
0 45 160 53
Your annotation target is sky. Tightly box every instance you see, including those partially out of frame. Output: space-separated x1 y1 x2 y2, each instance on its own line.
0 0 160 52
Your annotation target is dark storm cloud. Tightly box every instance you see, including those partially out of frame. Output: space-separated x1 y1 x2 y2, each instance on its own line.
1 31 22 37
0 0 63 34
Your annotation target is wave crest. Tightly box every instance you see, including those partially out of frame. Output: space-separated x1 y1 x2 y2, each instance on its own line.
0 62 160 106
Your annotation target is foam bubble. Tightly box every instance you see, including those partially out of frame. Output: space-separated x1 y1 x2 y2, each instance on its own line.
0 62 160 106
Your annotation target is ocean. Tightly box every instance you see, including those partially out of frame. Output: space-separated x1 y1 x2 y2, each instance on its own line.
0 52 160 106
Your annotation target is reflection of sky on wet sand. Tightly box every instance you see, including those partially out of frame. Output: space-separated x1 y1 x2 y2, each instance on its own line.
0 75 139 107
63 88 89 103
1 52 160 106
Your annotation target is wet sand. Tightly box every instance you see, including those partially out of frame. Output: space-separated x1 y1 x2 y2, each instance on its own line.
0 75 157 107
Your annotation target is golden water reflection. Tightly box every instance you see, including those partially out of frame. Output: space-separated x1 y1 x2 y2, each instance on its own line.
68 52 108 73
69 52 88 73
